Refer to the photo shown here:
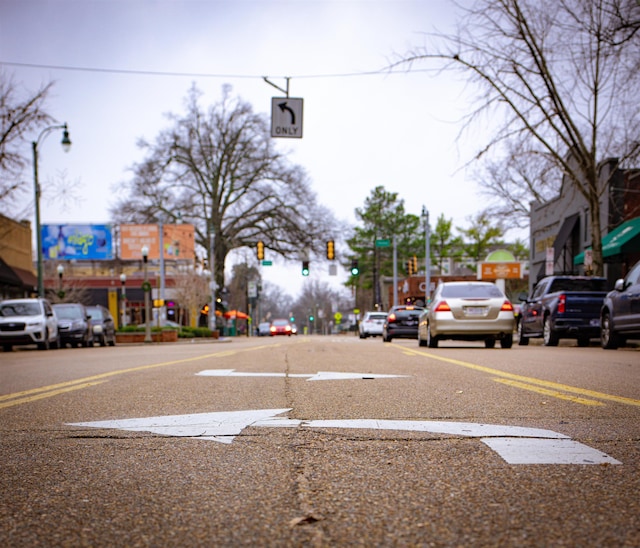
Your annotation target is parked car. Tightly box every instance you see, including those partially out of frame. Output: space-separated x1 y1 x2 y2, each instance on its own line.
258 321 272 336
418 282 515 349
53 303 93 348
0 298 59 351
291 323 298 335
270 318 293 336
518 275 608 346
86 305 116 346
359 311 388 338
382 305 423 342
600 259 640 349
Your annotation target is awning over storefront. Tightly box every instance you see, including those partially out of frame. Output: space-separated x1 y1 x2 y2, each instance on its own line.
574 216 640 264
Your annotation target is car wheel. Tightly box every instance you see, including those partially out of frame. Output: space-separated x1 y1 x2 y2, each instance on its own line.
427 325 438 348
383 332 392 342
108 335 116 347
418 333 428 347
38 330 51 351
600 311 619 350
543 316 559 346
485 338 496 349
501 334 513 349
3 344 12 352
99 334 107 347
517 320 529 345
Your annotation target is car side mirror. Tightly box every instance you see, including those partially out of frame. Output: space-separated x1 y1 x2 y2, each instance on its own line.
614 278 625 291
518 291 528 302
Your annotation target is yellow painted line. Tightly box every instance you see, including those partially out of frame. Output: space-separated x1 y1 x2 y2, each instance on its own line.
493 378 605 406
0 344 278 410
402 347 640 407
0 382 106 410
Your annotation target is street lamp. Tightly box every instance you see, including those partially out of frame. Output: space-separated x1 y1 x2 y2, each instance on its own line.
120 273 127 328
33 123 71 297
421 206 431 306
141 245 152 343
56 264 64 299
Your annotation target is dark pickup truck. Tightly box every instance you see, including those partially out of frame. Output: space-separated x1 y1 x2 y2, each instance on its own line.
518 276 609 346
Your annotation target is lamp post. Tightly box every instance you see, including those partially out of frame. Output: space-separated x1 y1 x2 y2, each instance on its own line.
120 273 127 328
141 245 152 343
422 206 431 306
33 124 72 297
56 264 64 299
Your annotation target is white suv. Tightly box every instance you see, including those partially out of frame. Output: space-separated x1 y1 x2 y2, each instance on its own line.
0 298 59 351
358 311 388 338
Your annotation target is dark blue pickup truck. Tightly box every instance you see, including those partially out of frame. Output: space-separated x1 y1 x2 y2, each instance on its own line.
518 276 609 347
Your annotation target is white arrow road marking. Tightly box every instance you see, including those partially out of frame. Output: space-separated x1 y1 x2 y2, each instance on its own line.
196 369 409 381
67 409 621 465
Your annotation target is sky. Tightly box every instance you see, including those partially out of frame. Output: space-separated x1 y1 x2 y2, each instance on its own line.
0 0 509 298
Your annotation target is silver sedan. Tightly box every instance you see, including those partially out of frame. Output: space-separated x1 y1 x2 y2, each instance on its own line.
418 282 516 349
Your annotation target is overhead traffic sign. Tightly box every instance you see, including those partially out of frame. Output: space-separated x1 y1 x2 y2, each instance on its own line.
271 97 303 138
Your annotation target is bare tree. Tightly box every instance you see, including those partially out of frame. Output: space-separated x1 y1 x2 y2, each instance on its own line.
111 84 337 291
399 0 640 275
0 72 54 214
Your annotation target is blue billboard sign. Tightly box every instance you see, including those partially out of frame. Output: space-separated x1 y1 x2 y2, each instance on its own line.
42 224 114 260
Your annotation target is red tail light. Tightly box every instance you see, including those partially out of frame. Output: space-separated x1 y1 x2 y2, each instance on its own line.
434 301 451 312
501 300 514 312
557 294 566 314
387 313 397 322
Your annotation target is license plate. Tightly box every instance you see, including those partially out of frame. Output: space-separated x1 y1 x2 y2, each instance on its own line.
464 307 487 316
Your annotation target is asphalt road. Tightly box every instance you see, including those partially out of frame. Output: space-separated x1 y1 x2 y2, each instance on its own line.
1 336 638 547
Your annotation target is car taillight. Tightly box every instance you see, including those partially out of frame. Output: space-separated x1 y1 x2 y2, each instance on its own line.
501 300 514 312
285 326 291 332
557 294 566 314
434 301 451 312
388 313 397 322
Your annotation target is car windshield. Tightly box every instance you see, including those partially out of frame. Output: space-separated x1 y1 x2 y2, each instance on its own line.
87 308 103 320
441 284 503 299
548 278 607 292
55 306 84 320
367 314 387 320
0 302 40 316
273 319 289 326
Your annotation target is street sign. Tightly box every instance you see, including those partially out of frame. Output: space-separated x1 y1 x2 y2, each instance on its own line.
375 239 390 247
261 260 273 266
271 97 303 138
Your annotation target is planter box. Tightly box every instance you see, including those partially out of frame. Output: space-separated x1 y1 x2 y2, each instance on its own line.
116 330 178 344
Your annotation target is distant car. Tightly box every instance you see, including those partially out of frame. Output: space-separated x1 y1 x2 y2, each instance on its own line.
359 311 388 338
418 281 515 349
257 322 272 336
600 259 640 349
0 298 59 351
382 305 423 342
270 318 292 336
86 305 116 346
53 303 93 348
291 323 298 335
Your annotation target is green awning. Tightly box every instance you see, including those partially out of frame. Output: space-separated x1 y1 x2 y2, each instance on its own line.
574 216 640 264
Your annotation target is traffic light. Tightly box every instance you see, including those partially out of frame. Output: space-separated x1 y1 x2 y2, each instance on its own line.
302 260 310 276
412 255 418 274
326 239 335 260
309 314 315 322
406 260 413 276
350 259 359 276
256 240 265 261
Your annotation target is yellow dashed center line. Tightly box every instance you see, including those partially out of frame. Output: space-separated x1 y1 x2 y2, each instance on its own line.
0 343 278 410
402 347 640 407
